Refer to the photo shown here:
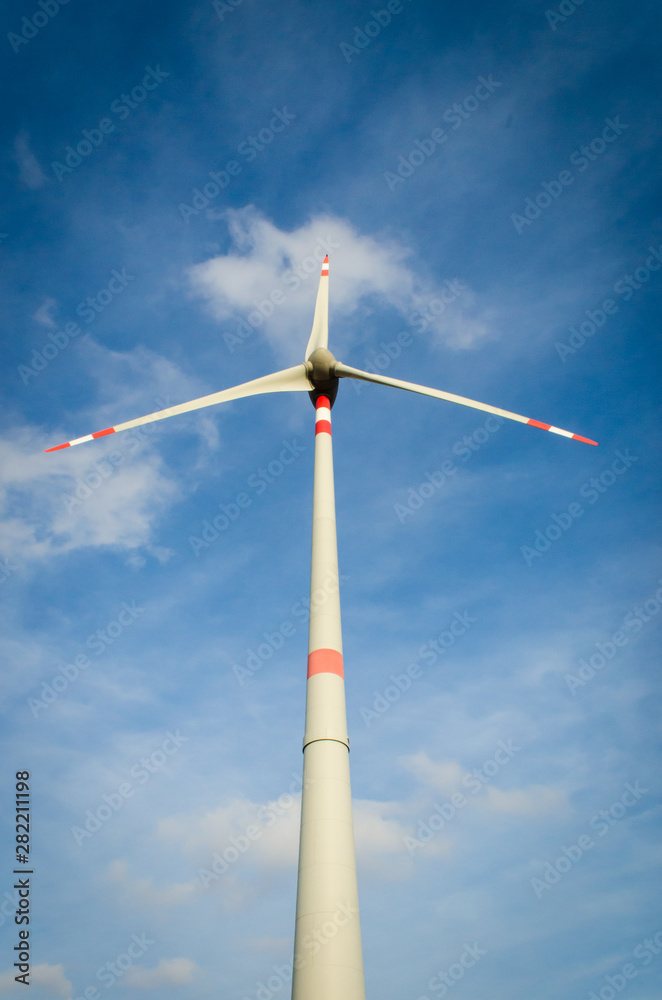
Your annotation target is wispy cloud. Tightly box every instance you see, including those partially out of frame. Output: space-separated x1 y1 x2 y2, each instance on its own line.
400 750 567 817
188 207 494 357
13 132 48 190
0 963 71 996
32 297 58 329
0 425 180 563
122 957 197 988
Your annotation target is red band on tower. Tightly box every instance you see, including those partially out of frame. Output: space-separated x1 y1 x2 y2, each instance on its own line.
315 395 332 435
307 648 344 678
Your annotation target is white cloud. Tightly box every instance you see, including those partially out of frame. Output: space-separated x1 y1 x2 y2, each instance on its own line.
0 963 71 996
158 796 263 854
0 426 180 564
13 132 48 190
188 207 493 357
157 790 418 892
121 957 197 988
399 751 467 795
108 860 197 907
0 340 228 565
484 785 566 815
33 298 58 329
158 794 300 871
400 751 567 817
353 798 425 874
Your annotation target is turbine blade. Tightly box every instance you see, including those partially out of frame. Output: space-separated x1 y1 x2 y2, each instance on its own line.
304 255 329 360
334 362 598 445
45 364 312 452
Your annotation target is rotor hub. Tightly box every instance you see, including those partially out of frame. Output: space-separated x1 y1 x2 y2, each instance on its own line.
306 348 339 407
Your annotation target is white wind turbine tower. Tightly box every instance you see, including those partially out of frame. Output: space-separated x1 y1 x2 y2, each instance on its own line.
46 255 597 999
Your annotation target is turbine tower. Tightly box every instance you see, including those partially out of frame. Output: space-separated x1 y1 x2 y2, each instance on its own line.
45 255 597 999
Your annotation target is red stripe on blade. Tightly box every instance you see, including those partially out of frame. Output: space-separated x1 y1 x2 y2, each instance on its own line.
92 427 115 439
572 434 599 446
307 648 344 679
44 442 71 453
527 419 551 431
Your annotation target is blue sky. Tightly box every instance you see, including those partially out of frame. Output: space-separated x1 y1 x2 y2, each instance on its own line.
1 0 661 997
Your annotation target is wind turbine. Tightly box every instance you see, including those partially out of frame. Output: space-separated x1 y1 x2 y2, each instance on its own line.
46 255 597 999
